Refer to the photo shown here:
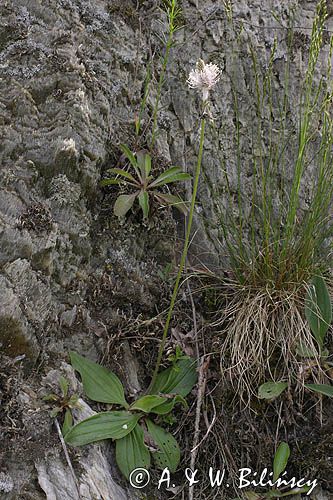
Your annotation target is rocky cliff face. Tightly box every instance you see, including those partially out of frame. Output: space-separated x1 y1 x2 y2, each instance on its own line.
0 0 332 498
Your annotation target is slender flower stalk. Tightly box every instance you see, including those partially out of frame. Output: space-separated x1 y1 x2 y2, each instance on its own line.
151 0 181 148
148 60 220 392
151 38 172 148
149 119 206 391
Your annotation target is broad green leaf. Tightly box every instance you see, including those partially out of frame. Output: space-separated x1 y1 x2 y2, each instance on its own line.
100 178 123 186
114 193 137 218
305 383 333 397
273 442 290 482
155 193 189 214
146 419 180 472
149 399 175 415
258 381 288 400
116 424 150 479
151 357 197 397
151 395 188 415
106 168 137 183
305 276 332 348
130 395 168 413
70 352 128 407
65 411 140 446
59 376 69 398
62 409 73 436
138 190 149 219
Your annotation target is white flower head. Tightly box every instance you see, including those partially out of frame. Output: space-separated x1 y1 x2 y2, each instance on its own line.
187 59 221 101
122 424 128 430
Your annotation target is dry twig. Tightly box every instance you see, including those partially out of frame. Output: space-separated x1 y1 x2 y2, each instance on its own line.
55 418 81 499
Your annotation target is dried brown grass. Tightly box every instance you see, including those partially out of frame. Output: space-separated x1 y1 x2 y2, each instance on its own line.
214 280 326 405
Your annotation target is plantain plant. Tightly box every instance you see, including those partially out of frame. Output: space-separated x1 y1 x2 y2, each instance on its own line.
101 144 190 219
64 352 197 479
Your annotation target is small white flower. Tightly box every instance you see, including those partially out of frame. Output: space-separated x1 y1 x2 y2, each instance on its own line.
122 424 128 429
187 59 221 101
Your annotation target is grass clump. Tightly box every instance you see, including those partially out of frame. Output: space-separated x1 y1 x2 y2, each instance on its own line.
212 0 333 402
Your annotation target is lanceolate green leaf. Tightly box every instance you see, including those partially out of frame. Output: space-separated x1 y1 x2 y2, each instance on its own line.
258 381 288 400
130 395 168 413
100 178 123 186
151 357 197 397
155 172 191 186
116 424 150 479
106 168 137 183
150 166 181 184
155 193 189 214
136 152 152 180
305 275 332 348
144 153 152 177
150 169 191 188
114 193 137 218
62 409 73 437
138 190 149 219
65 411 140 446
59 376 69 398
136 151 147 181
146 419 180 472
119 143 140 179
305 383 333 397
273 442 290 482
70 352 128 407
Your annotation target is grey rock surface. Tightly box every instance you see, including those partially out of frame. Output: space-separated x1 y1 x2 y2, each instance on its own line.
0 0 332 499
36 367 131 500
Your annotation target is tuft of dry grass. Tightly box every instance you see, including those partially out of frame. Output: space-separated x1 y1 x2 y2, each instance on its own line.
213 278 329 405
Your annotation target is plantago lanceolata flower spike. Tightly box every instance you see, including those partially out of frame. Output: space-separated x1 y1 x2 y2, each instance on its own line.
187 59 221 102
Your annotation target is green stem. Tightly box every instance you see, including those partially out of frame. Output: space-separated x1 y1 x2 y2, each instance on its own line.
148 118 206 392
151 0 179 148
151 38 172 148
